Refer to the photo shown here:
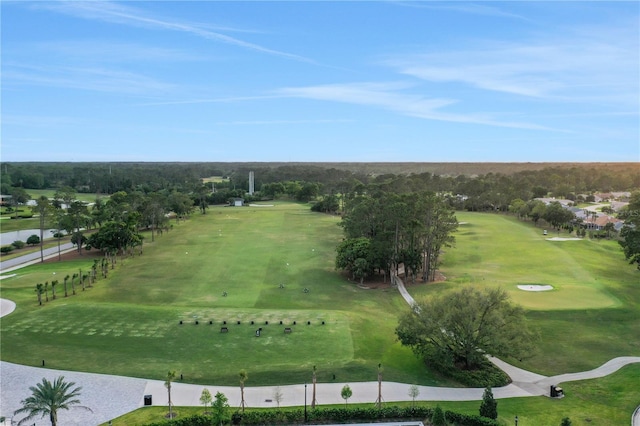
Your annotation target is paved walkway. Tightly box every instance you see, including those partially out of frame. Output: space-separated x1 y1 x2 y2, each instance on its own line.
0 243 75 273
1 258 639 425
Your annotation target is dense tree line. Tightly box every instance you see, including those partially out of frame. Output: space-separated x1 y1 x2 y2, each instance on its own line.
2 162 638 270
2 162 638 199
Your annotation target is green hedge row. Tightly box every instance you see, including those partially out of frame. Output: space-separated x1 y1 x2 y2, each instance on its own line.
144 406 499 426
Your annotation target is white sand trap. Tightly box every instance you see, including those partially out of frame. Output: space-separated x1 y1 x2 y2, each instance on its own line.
249 204 274 207
546 237 582 241
518 285 554 291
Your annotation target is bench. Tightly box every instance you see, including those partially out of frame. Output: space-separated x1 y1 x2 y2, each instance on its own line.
221 327 228 333
284 327 292 334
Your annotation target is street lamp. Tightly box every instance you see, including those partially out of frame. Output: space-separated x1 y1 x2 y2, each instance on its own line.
304 382 308 423
515 415 519 425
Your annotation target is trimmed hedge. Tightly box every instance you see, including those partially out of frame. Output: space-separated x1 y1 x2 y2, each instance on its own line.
143 405 499 426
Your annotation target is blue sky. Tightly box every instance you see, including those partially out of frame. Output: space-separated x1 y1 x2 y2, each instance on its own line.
2 1 639 162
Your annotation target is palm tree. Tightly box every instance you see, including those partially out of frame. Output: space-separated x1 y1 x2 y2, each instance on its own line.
13 376 91 426
239 369 248 412
35 284 44 306
165 370 177 419
51 280 58 300
32 195 51 263
71 273 78 295
44 282 49 302
311 365 317 409
63 275 70 297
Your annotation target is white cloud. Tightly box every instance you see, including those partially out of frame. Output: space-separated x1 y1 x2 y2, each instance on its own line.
275 82 554 130
5 63 175 95
37 1 316 64
397 2 530 21
385 23 639 106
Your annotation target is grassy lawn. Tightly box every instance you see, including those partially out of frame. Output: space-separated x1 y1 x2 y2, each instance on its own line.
2 204 639 423
0 202 437 386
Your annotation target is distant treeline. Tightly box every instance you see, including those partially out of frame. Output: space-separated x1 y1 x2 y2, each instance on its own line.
1 162 638 201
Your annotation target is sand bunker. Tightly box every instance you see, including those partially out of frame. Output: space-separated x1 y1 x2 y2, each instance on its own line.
546 237 582 241
518 285 554 292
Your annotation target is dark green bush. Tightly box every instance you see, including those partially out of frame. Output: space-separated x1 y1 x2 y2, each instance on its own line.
433 358 510 387
432 405 446 426
11 240 25 249
26 235 40 246
445 410 500 426
1 245 14 254
145 414 211 426
143 405 437 425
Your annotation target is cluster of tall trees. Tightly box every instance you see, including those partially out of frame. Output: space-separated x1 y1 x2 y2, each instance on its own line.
336 192 458 283
22 186 198 262
619 192 640 269
508 199 576 229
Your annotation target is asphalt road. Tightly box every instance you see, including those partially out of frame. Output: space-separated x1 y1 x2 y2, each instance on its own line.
0 242 75 272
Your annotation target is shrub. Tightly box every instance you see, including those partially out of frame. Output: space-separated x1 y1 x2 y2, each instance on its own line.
479 387 498 419
432 357 510 387
26 235 40 246
432 405 446 426
142 405 496 426
12 240 25 249
1 245 14 254
445 411 500 426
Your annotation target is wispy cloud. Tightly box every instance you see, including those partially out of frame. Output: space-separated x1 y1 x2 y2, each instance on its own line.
5 63 175 95
384 22 639 106
275 82 554 130
396 1 530 21
24 40 203 64
213 119 353 126
37 1 316 64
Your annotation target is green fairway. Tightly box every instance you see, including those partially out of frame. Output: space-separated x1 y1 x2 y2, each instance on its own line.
0 202 436 386
407 212 639 376
1 205 638 389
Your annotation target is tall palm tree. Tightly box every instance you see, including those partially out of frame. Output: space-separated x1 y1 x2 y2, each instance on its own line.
311 365 317 409
63 275 70 297
239 369 248 412
13 376 91 426
165 370 177 419
32 195 51 263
